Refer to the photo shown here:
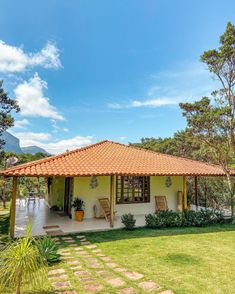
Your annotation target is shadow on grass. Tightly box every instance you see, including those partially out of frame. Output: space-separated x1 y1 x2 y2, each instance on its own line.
164 253 203 266
84 223 235 244
0 214 9 235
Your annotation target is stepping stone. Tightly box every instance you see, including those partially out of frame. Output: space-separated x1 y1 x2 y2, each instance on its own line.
52 281 71 289
96 253 106 257
114 268 127 273
92 249 102 253
106 262 119 268
76 235 85 239
118 288 137 294
81 241 91 245
62 237 73 240
107 277 126 288
59 249 70 253
96 270 114 279
66 240 77 244
48 268 65 276
159 291 174 294
67 260 80 265
100 256 112 262
84 283 104 293
74 270 90 277
74 247 83 251
49 274 68 281
71 265 82 270
85 244 97 249
69 244 78 247
77 251 89 255
61 252 72 256
58 291 77 294
123 271 144 281
138 281 161 292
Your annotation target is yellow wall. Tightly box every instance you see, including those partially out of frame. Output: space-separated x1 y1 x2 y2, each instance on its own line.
72 175 183 219
49 177 65 209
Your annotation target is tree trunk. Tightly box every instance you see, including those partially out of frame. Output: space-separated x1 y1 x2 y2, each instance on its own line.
16 274 22 294
224 171 235 221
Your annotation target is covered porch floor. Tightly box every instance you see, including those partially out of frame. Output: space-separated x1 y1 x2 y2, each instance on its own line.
15 199 146 237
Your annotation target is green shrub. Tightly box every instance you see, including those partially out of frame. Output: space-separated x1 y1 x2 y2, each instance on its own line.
36 236 61 265
146 209 225 228
121 213 136 230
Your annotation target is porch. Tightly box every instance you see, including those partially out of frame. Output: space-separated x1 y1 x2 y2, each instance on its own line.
15 199 146 237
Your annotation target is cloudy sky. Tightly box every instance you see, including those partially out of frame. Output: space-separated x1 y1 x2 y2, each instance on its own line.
0 0 235 154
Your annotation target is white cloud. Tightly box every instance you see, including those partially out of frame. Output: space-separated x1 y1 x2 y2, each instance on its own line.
0 41 61 73
13 119 30 129
51 119 68 133
14 132 51 146
13 132 93 154
108 61 215 110
109 98 178 109
14 73 64 120
120 136 127 141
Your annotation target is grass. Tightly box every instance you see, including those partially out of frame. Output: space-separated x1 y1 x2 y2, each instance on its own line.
85 224 235 294
0 220 234 293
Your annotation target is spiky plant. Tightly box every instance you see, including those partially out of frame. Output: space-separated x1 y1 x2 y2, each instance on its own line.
0 226 47 294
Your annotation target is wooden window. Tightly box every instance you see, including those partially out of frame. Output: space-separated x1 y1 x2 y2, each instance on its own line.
116 176 150 204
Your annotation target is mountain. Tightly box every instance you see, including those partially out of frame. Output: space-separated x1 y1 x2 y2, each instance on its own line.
1 131 23 153
1 131 49 155
21 146 50 155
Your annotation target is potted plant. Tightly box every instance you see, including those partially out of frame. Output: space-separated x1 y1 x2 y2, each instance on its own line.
72 197 85 221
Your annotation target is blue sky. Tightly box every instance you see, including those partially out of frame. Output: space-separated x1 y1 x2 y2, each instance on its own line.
0 0 235 153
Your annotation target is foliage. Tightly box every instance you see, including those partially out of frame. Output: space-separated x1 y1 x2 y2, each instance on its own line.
121 213 136 230
180 22 235 220
72 197 85 211
50 204 60 211
0 80 19 151
145 209 225 229
36 236 61 265
0 226 46 294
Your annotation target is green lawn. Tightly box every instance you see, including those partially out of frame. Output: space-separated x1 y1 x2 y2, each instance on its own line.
85 225 235 294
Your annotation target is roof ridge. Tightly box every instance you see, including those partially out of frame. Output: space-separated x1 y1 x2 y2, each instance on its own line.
107 140 221 169
4 140 109 173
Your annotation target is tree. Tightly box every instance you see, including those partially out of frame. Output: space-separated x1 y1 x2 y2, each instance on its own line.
0 80 19 151
180 22 235 220
0 226 46 294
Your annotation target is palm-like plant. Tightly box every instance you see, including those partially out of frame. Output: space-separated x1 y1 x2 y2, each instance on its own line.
0 226 46 294
36 236 61 264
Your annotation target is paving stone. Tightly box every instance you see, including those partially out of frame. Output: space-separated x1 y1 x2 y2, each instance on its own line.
96 253 106 257
74 247 83 251
85 244 97 249
123 271 144 281
96 270 114 279
84 283 104 293
100 256 112 262
107 277 126 288
74 270 90 277
138 281 161 292
69 243 78 247
67 260 80 265
159 291 174 294
114 268 128 273
71 265 82 270
81 241 91 245
52 281 71 289
58 291 78 294
59 248 70 253
61 252 72 256
106 262 119 268
92 249 102 253
76 235 85 239
118 287 137 294
48 274 68 281
48 268 66 276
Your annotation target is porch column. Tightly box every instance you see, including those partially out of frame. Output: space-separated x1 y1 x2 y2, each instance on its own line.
110 175 115 228
183 176 187 209
9 176 18 238
195 176 198 210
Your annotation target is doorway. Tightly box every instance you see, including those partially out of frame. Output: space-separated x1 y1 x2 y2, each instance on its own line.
64 177 74 218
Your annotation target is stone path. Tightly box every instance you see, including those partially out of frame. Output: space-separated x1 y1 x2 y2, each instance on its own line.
48 234 174 293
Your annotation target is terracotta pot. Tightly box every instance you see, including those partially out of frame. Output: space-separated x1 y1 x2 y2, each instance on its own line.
75 210 84 221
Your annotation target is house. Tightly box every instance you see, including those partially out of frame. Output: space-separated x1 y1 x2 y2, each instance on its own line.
1 140 225 237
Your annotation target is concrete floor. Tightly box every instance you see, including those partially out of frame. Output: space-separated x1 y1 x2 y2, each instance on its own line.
15 199 146 237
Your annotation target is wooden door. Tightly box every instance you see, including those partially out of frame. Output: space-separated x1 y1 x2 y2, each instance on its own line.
64 177 74 218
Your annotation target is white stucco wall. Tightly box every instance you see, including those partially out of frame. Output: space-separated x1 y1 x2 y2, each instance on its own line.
73 175 183 219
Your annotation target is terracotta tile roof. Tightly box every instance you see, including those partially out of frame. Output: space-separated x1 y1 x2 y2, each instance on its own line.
0 140 225 177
